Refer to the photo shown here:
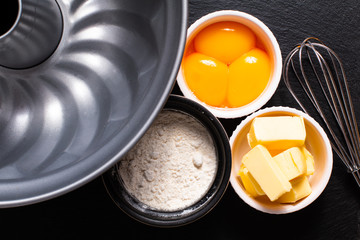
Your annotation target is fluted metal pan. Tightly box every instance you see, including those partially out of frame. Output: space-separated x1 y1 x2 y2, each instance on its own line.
0 0 187 207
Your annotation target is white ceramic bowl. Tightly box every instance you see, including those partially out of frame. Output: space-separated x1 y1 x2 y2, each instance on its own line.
177 10 282 118
229 106 333 214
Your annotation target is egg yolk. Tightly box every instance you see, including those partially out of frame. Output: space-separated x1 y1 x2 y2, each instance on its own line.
194 21 256 65
228 48 271 107
182 21 271 108
183 52 228 107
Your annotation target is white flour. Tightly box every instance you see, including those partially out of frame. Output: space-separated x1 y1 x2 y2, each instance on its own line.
118 110 217 211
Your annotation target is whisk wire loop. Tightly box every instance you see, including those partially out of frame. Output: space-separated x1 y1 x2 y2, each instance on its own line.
283 37 360 188
284 41 351 169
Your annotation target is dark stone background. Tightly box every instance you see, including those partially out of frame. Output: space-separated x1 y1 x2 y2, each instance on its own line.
1 0 360 239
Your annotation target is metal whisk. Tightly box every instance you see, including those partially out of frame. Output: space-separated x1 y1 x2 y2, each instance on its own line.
283 37 360 188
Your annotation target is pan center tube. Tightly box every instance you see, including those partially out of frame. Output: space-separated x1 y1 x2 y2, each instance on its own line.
0 0 63 69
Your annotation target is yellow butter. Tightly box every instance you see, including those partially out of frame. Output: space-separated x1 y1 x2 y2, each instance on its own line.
238 164 265 197
277 175 312 203
273 147 306 181
247 116 306 150
242 145 291 201
301 147 315 175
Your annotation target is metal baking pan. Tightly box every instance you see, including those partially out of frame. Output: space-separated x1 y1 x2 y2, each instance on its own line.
0 0 187 207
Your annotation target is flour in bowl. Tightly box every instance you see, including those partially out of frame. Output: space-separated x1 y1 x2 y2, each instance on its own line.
118 110 217 211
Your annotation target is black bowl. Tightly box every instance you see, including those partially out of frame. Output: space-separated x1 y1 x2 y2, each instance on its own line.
102 94 232 227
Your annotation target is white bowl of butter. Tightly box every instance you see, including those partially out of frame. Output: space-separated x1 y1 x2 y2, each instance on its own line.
229 106 333 214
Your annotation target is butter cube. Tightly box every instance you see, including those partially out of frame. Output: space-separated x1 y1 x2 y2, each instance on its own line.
301 147 315 175
238 164 265 197
273 147 307 181
277 176 312 203
242 145 292 201
247 116 306 150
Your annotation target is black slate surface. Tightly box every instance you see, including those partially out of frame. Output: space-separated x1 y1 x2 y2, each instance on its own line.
1 0 360 239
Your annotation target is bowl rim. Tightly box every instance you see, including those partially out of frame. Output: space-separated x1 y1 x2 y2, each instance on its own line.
176 10 283 119
102 94 232 227
229 106 333 214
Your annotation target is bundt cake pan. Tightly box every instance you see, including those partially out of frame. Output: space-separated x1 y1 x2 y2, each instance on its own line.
0 0 187 207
